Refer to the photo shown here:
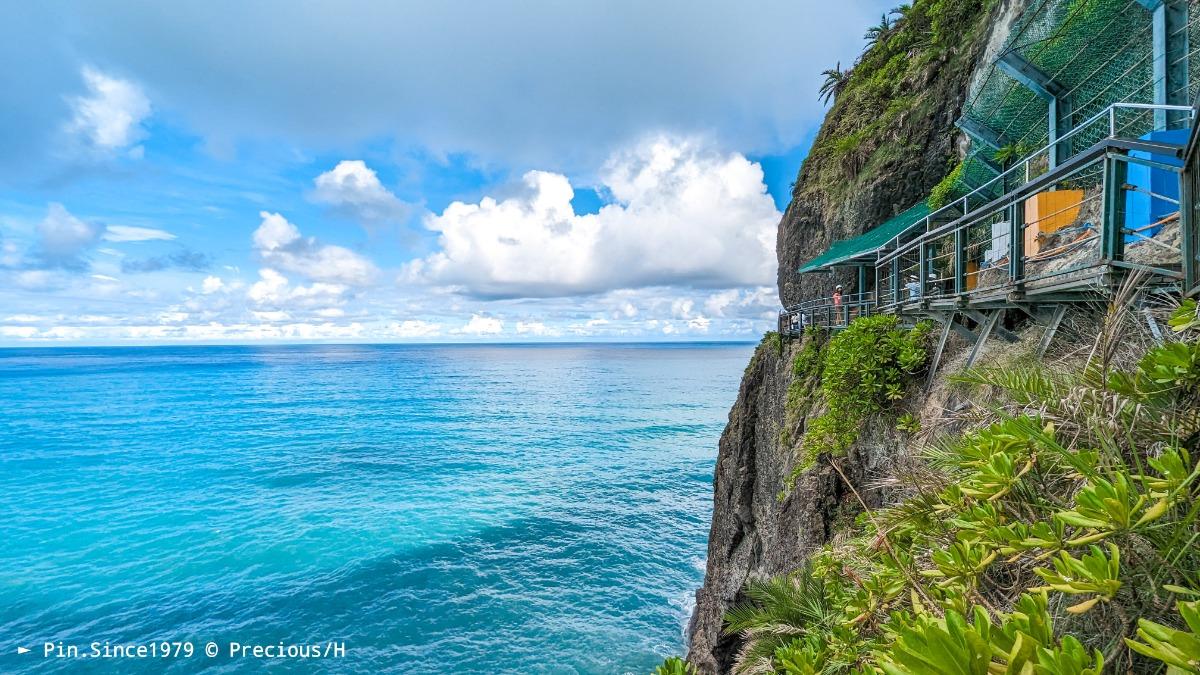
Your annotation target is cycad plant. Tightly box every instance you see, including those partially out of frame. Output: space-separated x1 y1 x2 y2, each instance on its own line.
724 570 837 673
819 63 852 105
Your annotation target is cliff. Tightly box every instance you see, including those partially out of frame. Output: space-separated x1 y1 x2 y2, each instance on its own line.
686 1 1024 671
776 0 1013 307
686 333 915 672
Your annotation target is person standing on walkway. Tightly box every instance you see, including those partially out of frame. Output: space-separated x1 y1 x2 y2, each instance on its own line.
832 284 845 325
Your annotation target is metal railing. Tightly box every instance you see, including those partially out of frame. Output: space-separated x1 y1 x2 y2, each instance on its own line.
875 138 1185 310
786 101 1193 322
780 292 875 333
875 102 1193 257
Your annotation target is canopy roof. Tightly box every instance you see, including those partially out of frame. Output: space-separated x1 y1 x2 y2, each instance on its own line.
798 201 931 273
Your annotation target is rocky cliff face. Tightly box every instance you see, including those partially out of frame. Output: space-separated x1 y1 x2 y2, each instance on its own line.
685 336 908 672
686 2 1027 671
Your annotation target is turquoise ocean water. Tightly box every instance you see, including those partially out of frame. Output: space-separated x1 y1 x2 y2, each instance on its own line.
0 343 751 673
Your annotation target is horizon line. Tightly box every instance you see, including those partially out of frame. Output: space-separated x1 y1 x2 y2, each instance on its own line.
0 338 761 350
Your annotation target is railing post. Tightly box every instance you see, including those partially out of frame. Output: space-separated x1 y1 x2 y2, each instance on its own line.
918 242 928 297
891 258 900 306
954 227 966 295
1108 105 1116 136
1182 160 1196 292
1009 201 1025 283
1101 156 1128 262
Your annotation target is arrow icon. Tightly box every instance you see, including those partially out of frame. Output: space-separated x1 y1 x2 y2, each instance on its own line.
17 646 30 654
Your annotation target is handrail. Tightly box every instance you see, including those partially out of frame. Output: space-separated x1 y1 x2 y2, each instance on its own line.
781 292 876 331
874 102 1194 255
878 136 1186 269
784 291 874 313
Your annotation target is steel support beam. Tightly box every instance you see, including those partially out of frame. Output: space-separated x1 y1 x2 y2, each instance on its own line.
997 53 1069 169
963 309 1020 343
956 116 1005 151
965 310 1002 368
1141 0 1190 129
926 313 955 388
997 53 1065 101
1035 305 1068 358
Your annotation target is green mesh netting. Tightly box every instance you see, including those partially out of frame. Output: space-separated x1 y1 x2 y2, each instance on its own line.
943 0 1198 201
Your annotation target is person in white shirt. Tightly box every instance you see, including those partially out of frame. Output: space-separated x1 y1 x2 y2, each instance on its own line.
905 275 922 300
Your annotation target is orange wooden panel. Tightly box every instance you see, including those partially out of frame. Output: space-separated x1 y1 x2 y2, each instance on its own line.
1024 189 1083 255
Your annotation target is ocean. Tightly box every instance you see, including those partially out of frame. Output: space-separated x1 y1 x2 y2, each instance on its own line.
0 343 751 673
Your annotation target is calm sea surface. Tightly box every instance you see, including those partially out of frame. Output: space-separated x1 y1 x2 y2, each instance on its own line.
0 343 751 673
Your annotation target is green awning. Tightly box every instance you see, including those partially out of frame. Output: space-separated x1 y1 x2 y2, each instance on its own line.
797 201 931 273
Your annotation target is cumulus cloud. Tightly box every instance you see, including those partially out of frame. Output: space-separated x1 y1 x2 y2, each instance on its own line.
252 211 377 285
201 276 224 294
103 225 175 242
66 66 151 155
246 268 350 309
408 137 778 298
457 314 504 335
311 160 409 225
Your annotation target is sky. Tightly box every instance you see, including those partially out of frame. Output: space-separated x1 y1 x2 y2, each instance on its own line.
0 1 890 345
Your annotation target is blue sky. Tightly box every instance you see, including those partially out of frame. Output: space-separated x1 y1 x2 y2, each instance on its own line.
0 1 889 345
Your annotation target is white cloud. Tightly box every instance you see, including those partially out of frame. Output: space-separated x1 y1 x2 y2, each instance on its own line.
246 268 350 309
253 211 302 251
158 310 189 324
311 160 408 225
0 326 39 339
458 314 503 335
704 289 740 317
66 66 151 153
252 211 377 285
103 225 176 242
389 320 442 338
36 203 104 268
1 240 21 267
671 298 695 319
515 320 560 337
91 274 119 282
201 275 225 294
408 136 777 298
15 3 882 177
11 270 64 291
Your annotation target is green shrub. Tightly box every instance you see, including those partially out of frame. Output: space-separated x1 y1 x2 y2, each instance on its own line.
927 161 964 210
896 412 921 433
653 656 696 675
791 316 931 479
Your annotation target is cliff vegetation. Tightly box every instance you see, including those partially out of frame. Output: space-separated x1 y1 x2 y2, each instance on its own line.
666 294 1200 674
